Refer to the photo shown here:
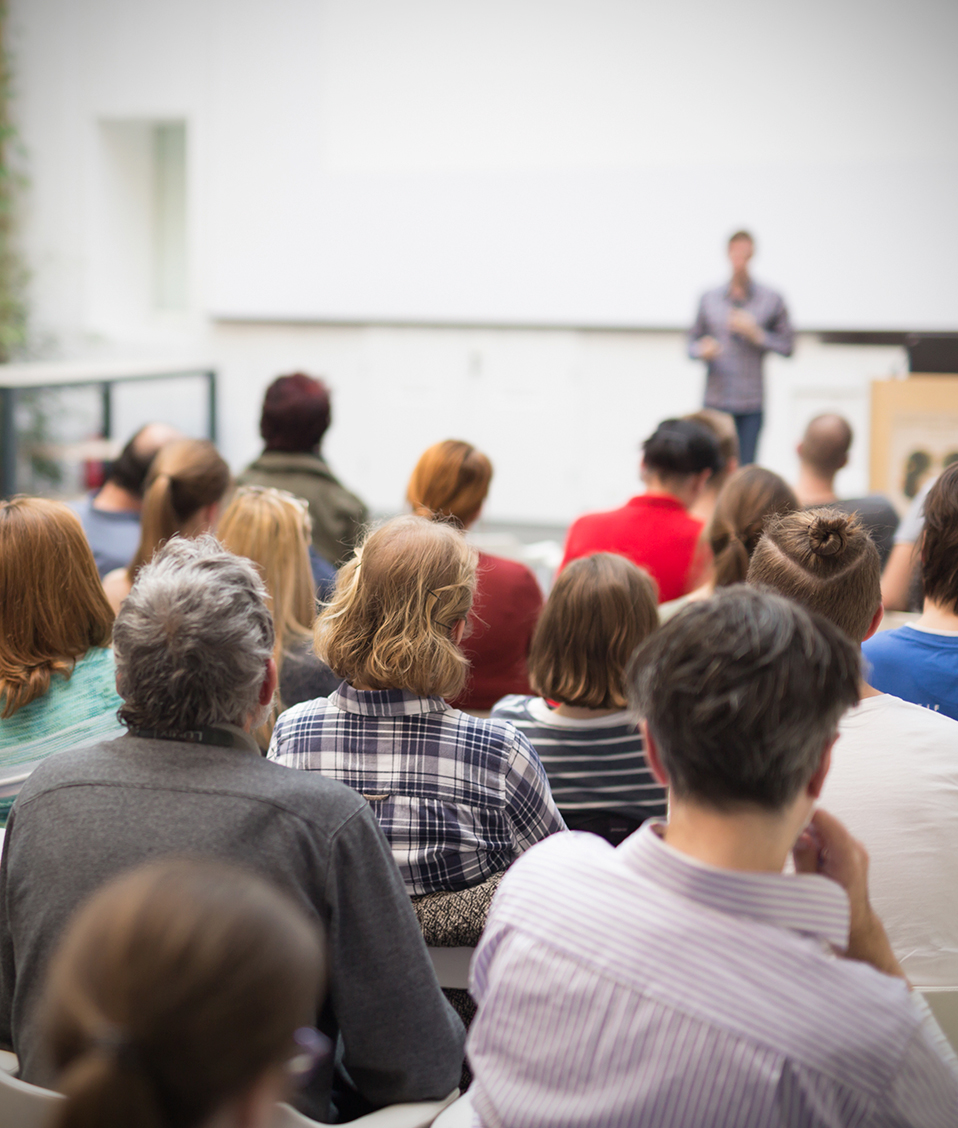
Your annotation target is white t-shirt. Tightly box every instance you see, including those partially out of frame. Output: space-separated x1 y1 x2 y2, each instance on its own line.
821 693 958 987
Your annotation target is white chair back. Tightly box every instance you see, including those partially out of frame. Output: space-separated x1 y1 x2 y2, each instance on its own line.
0 1067 62 1128
428 947 474 991
920 988 958 1053
430 1089 473 1127
273 1087 457 1127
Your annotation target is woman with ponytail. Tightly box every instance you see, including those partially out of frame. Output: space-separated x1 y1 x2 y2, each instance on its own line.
269 514 565 896
42 857 326 1128
102 439 230 613
0 498 123 826
658 465 797 619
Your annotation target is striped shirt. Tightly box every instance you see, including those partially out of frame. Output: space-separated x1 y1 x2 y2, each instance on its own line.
490 695 667 824
0 647 124 827
467 823 958 1128
269 683 566 895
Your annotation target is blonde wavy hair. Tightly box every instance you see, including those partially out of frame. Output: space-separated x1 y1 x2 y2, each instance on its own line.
218 487 317 744
316 515 477 698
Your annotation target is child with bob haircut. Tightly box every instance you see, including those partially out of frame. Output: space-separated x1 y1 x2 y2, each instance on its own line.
269 514 565 895
492 553 666 844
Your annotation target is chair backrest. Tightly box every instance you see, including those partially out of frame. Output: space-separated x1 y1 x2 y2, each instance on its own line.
430 1089 473 1128
0 1066 63 1128
427 947 473 991
920 988 958 1052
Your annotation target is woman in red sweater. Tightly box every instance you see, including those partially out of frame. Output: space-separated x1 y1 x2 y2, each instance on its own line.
407 440 543 713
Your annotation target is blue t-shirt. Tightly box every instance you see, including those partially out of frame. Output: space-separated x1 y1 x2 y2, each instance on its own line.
69 494 141 577
862 625 958 722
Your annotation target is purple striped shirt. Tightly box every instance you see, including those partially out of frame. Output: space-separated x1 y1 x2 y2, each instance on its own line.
467 823 958 1127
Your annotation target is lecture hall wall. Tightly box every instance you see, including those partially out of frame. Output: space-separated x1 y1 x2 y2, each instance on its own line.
11 0 957 523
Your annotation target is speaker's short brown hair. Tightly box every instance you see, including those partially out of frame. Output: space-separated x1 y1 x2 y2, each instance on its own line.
529 553 658 709
746 508 880 643
920 463 958 612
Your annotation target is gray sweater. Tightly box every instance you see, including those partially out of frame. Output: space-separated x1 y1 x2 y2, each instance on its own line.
0 729 464 1121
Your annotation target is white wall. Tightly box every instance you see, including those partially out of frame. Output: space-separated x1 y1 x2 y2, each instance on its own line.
4 0 922 524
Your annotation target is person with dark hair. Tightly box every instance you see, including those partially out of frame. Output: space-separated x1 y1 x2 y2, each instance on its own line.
688 230 794 465
464 587 958 1126
491 553 665 844
794 413 899 564
237 372 368 568
748 507 958 986
41 858 325 1128
559 418 720 602
69 422 181 576
863 462 958 721
0 536 464 1121
406 439 543 712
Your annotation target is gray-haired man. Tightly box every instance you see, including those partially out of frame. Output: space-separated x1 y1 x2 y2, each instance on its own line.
0 537 464 1121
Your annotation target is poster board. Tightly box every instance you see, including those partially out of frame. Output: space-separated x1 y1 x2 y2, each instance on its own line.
870 377 958 515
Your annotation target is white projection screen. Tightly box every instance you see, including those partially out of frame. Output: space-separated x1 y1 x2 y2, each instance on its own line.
206 0 958 330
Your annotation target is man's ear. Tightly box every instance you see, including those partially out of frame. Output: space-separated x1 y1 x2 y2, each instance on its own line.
862 603 883 642
806 737 835 801
640 719 670 788
259 658 278 707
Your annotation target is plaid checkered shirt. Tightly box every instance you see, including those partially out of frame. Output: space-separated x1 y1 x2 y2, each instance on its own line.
268 683 566 895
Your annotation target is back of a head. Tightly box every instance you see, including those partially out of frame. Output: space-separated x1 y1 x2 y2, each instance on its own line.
260 373 332 453
798 414 853 477
529 553 658 709
43 858 324 1128
108 423 182 498
114 536 275 734
920 463 958 613
316 514 477 698
628 586 860 811
0 498 114 719
683 409 739 491
746 508 880 643
217 486 316 653
406 439 493 528
129 439 231 579
642 418 722 484
708 467 798 588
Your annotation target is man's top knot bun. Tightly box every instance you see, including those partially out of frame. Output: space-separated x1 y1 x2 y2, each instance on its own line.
808 515 848 557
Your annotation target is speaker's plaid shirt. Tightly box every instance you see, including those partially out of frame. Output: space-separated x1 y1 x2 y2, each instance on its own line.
269 683 566 895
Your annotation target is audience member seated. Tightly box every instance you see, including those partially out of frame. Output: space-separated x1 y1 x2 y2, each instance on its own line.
69 422 181 576
0 498 123 827
102 438 230 613
465 588 958 1126
491 553 665 844
40 858 325 1128
269 515 565 895
864 464 958 722
0 537 463 1121
794 413 899 564
659 464 797 620
406 440 543 712
682 407 739 526
882 475 934 611
237 372 368 569
559 418 720 602
218 485 339 748
748 508 958 986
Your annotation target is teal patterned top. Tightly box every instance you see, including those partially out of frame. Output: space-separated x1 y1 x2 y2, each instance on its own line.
0 647 125 827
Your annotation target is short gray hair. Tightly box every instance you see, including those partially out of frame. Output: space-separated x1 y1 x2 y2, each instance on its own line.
114 536 275 733
627 586 860 811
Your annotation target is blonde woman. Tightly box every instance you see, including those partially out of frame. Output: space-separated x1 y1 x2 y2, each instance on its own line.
269 514 565 895
218 486 339 747
0 498 123 825
102 439 230 613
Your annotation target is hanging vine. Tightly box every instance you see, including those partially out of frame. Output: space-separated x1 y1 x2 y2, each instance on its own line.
0 2 28 362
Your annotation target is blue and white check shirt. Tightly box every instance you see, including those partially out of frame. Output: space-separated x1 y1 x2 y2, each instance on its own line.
269 683 566 895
